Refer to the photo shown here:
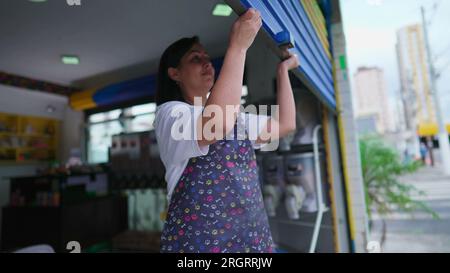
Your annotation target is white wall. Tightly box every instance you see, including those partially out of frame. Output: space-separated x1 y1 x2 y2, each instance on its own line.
0 84 84 246
0 85 67 119
0 83 85 161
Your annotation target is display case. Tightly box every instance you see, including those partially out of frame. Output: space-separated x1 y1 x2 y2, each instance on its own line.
1 172 127 252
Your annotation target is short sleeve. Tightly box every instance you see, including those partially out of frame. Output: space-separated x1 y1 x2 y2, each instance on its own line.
154 102 210 167
240 112 270 150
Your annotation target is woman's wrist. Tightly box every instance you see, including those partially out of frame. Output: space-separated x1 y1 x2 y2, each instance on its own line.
277 63 289 75
227 42 248 56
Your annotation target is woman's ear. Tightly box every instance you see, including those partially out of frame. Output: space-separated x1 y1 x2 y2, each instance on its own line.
168 67 180 82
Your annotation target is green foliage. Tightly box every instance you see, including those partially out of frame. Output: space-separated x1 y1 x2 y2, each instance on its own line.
359 137 439 220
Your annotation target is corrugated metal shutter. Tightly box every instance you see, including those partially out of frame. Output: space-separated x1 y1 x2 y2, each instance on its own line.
226 0 335 110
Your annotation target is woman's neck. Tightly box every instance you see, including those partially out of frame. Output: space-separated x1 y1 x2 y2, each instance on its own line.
183 92 208 106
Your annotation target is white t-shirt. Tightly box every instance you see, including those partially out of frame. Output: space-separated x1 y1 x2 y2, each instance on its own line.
153 101 270 202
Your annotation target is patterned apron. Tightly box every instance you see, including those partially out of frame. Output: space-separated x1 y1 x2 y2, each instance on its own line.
160 121 274 253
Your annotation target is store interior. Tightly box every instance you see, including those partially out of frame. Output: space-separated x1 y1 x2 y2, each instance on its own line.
0 0 339 253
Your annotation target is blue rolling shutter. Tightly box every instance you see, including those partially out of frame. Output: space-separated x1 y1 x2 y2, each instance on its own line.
226 0 336 110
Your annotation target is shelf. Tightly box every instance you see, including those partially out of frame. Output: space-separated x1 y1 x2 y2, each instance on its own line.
0 133 54 138
0 160 18 165
0 111 59 164
0 148 16 151
15 160 56 164
16 147 55 151
0 160 52 166
0 147 55 151
18 134 54 139
0 132 17 137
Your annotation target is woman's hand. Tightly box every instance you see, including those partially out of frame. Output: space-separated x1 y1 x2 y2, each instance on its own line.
278 52 300 71
229 8 262 52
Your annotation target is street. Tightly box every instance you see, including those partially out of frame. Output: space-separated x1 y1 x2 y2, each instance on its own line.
371 156 450 253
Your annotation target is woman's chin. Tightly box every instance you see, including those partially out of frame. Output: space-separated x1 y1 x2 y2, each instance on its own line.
204 80 214 90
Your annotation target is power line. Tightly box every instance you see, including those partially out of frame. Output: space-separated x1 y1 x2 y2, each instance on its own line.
427 0 443 27
435 43 450 59
421 6 450 175
436 58 450 80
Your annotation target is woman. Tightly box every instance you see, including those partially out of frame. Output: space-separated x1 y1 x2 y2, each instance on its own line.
154 8 299 253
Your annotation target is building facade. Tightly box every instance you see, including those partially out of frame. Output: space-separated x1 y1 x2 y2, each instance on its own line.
354 67 392 134
396 24 436 129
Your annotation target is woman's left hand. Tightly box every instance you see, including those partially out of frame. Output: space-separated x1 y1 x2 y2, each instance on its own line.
279 52 300 71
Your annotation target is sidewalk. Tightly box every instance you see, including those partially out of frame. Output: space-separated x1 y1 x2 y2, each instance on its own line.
370 165 450 253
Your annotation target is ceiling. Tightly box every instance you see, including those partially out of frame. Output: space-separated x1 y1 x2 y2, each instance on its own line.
0 0 237 89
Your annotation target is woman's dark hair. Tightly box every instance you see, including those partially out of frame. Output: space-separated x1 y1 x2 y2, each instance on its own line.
155 36 200 106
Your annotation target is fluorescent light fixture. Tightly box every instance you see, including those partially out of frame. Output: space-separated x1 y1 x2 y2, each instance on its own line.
212 4 233 16
46 105 56 113
28 0 48 2
61 55 80 65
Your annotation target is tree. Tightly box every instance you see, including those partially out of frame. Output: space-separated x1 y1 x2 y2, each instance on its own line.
359 136 439 247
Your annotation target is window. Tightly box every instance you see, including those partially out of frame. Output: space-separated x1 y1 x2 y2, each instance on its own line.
87 103 157 164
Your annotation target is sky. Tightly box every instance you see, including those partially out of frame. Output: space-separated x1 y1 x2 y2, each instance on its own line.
340 0 450 123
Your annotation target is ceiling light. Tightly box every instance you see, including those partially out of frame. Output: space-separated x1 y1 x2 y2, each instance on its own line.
61 55 80 65
28 0 48 3
212 4 233 17
46 105 56 113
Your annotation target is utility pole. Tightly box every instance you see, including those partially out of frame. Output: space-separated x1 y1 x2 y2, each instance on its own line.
421 6 450 175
